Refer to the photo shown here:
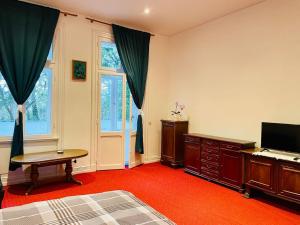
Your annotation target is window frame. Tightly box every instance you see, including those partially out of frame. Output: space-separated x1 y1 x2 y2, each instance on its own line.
97 37 137 134
23 36 58 139
0 33 59 141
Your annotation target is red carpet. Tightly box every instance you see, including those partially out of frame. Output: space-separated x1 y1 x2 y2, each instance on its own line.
2 163 300 225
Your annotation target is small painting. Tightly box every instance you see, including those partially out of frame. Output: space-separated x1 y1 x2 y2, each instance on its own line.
72 60 86 81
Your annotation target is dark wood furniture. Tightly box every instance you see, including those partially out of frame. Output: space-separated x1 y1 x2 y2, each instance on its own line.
0 175 3 209
11 149 88 195
243 148 300 204
184 133 255 192
161 120 188 168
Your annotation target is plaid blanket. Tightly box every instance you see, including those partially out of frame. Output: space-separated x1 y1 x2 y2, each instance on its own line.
0 190 175 225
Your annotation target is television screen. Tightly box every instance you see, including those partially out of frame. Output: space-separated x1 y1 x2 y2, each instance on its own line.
261 122 300 154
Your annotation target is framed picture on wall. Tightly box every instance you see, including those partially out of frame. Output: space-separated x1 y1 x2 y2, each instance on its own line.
72 60 86 81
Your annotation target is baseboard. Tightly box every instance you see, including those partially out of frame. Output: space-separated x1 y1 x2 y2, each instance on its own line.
129 160 142 168
73 163 96 174
96 164 124 170
144 156 160 164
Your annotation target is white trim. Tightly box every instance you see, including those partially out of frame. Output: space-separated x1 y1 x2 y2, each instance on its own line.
56 19 65 152
144 156 160 164
129 161 142 169
90 29 99 173
97 164 124 170
0 137 59 145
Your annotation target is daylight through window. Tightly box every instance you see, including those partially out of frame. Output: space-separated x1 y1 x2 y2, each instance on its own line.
0 45 54 137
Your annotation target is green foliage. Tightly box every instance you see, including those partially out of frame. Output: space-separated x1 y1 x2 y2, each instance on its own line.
101 42 123 72
0 74 16 121
25 70 50 121
0 71 50 122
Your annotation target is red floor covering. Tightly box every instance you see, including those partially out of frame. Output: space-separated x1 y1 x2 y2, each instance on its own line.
2 163 300 225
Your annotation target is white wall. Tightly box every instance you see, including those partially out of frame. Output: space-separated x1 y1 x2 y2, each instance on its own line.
168 0 300 146
3 0 299 185
0 15 169 184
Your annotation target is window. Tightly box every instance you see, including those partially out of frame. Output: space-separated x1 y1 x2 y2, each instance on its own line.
0 73 17 136
100 41 123 73
100 75 123 131
0 45 54 137
99 40 138 132
25 68 52 135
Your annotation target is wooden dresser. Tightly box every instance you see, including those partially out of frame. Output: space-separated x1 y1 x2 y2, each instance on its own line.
184 133 255 192
242 149 300 204
161 120 189 168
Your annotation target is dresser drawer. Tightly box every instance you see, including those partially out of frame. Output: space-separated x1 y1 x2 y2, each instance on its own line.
203 139 219 147
201 162 219 173
201 152 220 164
162 121 175 127
184 136 200 144
220 142 241 151
202 146 219 154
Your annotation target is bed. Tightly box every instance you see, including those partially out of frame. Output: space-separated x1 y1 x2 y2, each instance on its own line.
0 190 175 225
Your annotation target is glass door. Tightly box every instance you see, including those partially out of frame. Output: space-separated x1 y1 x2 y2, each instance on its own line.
96 37 142 170
101 75 123 132
97 73 126 170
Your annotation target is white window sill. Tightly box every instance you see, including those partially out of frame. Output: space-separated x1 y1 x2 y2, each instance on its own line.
0 137 59 145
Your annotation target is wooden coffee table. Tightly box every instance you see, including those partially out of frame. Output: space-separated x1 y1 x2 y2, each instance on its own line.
11 149 88 195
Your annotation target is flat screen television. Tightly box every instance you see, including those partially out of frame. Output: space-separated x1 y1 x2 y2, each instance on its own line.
261 122 300 154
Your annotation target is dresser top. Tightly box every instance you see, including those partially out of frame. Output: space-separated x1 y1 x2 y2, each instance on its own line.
161 120 189 123
185 133 255 145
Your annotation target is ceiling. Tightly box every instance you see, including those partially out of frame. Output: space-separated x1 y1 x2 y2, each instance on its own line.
26 0 265 36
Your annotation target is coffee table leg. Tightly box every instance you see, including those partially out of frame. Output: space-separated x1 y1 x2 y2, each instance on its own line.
26 165 39 195
65 160 82 185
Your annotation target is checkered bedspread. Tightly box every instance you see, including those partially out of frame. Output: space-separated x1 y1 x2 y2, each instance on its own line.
0 190 175 225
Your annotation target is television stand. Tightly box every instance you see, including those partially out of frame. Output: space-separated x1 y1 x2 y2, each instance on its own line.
253 149 300 162
242 148 300 204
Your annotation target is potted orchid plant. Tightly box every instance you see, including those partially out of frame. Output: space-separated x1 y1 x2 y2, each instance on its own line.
171 102 185 120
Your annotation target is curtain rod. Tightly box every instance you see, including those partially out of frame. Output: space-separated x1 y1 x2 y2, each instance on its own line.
60 11 78 17
85 17 155 36
57 12 154 36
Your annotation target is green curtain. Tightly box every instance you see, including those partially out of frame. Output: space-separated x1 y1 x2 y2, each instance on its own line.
0 0 60 170
112 24 150 154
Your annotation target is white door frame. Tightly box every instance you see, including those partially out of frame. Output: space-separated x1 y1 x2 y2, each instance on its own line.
92 31 143 170
96 35 126 170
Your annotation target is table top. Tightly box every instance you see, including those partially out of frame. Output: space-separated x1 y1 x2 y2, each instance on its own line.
185 133 256 145
11 149 88 165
